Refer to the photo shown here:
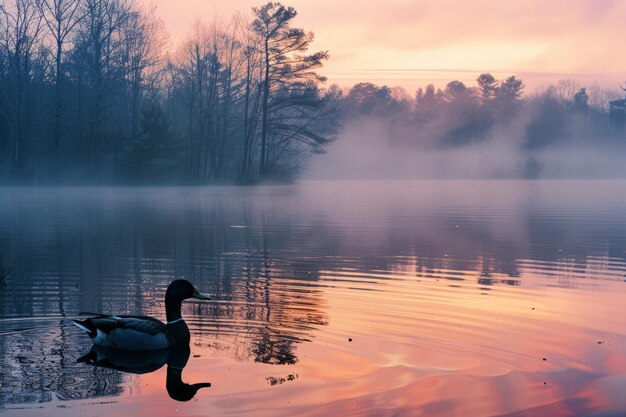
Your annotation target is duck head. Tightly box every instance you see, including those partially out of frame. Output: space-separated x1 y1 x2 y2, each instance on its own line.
166 279 211 302
165 279 211 322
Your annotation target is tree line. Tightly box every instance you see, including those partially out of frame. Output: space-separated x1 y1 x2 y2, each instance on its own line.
332 74 626 178
1 0 623 184
0 0 339 184
336 75 624 150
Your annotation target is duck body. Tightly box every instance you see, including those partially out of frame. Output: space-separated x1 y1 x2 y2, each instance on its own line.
72 280 209 351
73 314 189 350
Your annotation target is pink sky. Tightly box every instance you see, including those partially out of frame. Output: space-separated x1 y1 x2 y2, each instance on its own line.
143 0 626 91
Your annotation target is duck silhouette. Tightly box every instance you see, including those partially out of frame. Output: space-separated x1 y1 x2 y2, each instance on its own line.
72 280 211 350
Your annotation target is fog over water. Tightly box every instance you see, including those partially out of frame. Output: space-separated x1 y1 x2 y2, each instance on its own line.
307 117 626 180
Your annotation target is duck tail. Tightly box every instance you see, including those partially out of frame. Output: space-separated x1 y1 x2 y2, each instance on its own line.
72 319 96 337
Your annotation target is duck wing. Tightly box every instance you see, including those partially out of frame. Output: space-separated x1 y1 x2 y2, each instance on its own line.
90 316 166 336
77 312 166 332
73 315 169 350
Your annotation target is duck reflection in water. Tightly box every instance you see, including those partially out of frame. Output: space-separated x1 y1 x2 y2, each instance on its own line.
77 345 211 402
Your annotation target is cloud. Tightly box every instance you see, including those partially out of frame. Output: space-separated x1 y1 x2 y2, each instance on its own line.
143 0 626 88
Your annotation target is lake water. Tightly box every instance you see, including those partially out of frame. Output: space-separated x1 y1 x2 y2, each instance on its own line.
1 181 626 416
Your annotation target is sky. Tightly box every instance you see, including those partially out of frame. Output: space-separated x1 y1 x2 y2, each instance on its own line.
142 0 626 92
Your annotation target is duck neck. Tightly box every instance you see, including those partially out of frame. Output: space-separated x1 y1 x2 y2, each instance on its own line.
165 297 183 323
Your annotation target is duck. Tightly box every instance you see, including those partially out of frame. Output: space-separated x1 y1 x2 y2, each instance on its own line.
72 279 211 351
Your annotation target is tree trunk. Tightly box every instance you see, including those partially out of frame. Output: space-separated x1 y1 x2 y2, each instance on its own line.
54 38 62 176
259 38 270 178
240 59 252 182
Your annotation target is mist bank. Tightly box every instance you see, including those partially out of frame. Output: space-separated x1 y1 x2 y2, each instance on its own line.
307 118 626 180
308 77 626 180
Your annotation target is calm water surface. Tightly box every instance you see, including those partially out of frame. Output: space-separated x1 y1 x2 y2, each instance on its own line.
1 181 626 416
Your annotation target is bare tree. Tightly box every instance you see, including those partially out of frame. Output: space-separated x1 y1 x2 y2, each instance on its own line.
36 0 82 173
0 0 44 178
73 0 131 166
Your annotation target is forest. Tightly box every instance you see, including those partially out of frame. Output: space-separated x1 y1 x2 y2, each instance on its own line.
0 0 338 184
0 0 624 184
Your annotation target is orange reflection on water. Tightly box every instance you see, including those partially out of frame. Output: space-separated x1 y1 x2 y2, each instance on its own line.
239 260 626 416
100 258 626 417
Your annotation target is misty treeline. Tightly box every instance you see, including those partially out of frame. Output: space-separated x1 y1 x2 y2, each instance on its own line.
0 0 338 184
335 75 626 178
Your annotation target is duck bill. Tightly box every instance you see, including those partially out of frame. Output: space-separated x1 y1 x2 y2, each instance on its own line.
192 290 211 300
